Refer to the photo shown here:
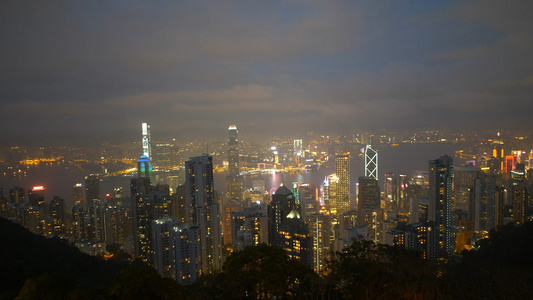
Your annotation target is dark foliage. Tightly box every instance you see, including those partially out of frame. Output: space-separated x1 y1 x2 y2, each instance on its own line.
109 267 186 300
447 222 533 299
4 216 533 300
325 239 442 300
0 217 126 299
0 217 184 300
188 244 322 299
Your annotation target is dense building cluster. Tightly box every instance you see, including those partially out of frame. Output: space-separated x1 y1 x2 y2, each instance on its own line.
1 125 532 285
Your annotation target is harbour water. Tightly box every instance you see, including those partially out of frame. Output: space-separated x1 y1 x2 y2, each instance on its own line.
0 141 472 209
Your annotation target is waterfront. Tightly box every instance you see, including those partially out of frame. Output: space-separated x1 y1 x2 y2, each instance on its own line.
0 141 472 209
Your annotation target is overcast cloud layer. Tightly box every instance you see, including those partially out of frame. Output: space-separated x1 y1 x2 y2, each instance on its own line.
1 1 532 144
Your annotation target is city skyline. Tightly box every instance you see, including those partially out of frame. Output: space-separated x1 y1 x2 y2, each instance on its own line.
2 1 533 145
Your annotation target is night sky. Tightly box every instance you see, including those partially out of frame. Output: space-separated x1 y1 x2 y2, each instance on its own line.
2 1 532 144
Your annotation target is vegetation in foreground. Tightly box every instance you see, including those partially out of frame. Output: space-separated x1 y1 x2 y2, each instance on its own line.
2 217 533 299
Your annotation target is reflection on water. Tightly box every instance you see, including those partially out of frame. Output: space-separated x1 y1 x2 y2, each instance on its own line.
216 142 473 194
1 142 473 208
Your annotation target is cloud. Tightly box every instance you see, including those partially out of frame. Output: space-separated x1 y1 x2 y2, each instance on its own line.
1 1 532 144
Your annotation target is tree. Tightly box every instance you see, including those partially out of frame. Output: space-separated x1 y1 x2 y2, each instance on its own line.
16 273 92 300
189 244 320 299
326 239 441 299
109 267 186 300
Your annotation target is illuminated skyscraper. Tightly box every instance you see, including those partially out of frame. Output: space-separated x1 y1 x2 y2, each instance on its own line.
28 186 46 207
184 155 222 274
142 122 152 158
152 217 177 279
226 125 243 202
294 139 303 163
278 209 313 268
49 196 65 235
365 145 378 180
131 176 153 262
86 200 105 241
307 213 331 274
267 184 313 268
227 125 239 176
231 207 267 251
152 217 201 284
268 184 296 246
510 179 528 224
71 204 86 241
428 155 455 262
335 154 350 216
298 184 318 217
73 183 84 205
223 199 241 245
384 173 397 211
171 185 187 223
325 174 338 215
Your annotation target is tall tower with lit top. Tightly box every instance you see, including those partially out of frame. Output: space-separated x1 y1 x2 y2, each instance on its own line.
365 145 378 180
226 125 243 202
142 122 152 159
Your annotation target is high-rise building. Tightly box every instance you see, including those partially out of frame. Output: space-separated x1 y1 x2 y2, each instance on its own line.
86 200 106 241
267 184 312 268
510 179 528 224
306 213 331 274
397 174 409 214
230 206 267 251
294 139 303 163
9 186 26 204
184 155 222 274
131 176 153 262
384 173 397 211
223 199 241 245
268 184 296 247
71 204 86 241
142 122 152 159
28 186 46 207
227 125 239 176
358 177 380 210
325 174 338 215
298 184 318 217
132 177 172 264
73 183 84 205
85 175 100 208
104 204 129 245
454 166 479 212
173 223 201 285
365 145 378 180
471 170 497 231
226 125 243 202
152 217 201 285
49 196 65 235
428 155 455 262
152 217 178 279
153 142 176 169
278 209 313 268
171 185 187 223
335 154 350 216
